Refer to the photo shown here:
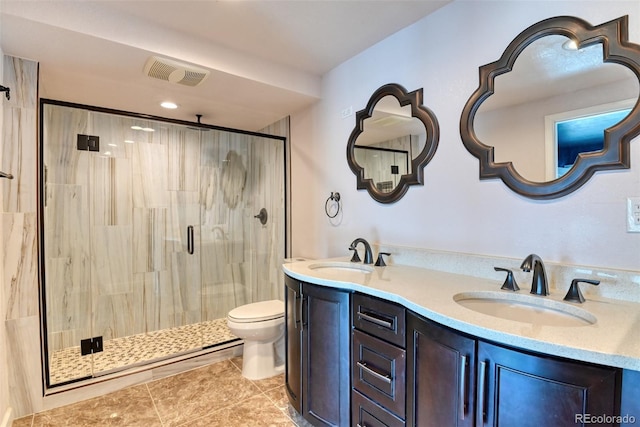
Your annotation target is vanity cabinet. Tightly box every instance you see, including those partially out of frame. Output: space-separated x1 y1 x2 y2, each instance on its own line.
284 272 634 427
351 293 407 427
407 313 621 427
284 275 350 427
407 313 476 427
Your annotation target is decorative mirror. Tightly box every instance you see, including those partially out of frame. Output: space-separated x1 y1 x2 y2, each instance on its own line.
347 83 439 203
460 15 640 199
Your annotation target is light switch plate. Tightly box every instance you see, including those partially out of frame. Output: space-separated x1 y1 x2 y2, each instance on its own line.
627 197 640 232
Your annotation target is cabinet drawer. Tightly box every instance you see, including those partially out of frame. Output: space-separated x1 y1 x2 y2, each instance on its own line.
352 329 406 418
353 293 406 347
352 389 405 427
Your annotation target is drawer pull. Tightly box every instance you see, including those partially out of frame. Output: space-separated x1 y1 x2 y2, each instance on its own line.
357 311 393 329
357 361 392 384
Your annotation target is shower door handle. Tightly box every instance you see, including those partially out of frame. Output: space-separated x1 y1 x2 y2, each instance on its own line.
187 226 194 254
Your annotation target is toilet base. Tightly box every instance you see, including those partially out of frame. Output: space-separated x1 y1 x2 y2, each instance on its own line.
241 339 284 380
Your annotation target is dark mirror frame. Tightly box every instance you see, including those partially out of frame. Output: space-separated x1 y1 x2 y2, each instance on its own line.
460 15 640 199
347 83 440 203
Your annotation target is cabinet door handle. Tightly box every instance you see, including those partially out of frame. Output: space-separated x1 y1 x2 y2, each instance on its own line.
459 354 467 421
292 292 298 327
476 360 487 427
300 295 306 332
357 311 393 329
356 361 392 384
187 226 194 254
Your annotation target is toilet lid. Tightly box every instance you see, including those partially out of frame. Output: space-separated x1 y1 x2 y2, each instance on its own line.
228 300 284 323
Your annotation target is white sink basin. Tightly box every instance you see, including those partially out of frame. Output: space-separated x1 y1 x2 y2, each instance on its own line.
453 291 596 327
308 261 374 274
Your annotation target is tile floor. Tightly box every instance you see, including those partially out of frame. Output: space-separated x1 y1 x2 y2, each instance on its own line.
13 357 313 427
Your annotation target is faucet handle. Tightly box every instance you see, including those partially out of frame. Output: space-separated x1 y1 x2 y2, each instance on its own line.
494 267 520 291
375 252 391 267
563 279 600 303
349 247 361 263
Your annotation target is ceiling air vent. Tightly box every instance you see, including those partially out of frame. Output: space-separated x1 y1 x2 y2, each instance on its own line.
143 56 210 87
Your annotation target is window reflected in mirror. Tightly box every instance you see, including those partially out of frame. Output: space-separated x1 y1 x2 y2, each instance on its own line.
551 104 633 179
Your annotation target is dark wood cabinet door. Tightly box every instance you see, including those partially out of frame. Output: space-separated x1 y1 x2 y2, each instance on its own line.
302 283 351 427
477 341 620 427
407 314 476 427
284 275 302 413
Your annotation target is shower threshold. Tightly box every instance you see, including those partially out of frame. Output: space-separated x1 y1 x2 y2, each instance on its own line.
49 318 238 385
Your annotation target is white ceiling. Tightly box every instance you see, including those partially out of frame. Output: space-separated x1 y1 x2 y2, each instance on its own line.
0 0 450 131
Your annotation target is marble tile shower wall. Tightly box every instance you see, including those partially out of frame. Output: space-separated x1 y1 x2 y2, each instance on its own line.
43 105 286 354
2 56 41 417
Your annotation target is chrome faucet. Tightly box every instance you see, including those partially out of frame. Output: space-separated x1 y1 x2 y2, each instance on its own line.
520 254 549 296
349 238 373 264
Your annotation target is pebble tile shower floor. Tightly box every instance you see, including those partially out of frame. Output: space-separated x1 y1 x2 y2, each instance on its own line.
49 318 237 384
13 357 313 427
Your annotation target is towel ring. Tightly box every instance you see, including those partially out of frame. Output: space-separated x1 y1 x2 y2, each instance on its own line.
325 192 341 218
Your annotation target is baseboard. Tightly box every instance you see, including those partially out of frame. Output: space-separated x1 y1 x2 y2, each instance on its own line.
1 407 13 427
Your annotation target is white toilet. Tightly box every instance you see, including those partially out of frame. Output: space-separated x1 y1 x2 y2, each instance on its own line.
227 299 285 380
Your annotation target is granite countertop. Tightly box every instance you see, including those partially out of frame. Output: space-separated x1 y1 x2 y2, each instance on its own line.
283 257 640 371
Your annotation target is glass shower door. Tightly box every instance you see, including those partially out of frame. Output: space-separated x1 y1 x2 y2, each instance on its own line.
199 130 286 327
42 103 95 385
41 100 286 388
88 116 206 374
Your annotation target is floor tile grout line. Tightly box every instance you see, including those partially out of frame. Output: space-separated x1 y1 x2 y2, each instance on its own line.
145 382 167 426
259 387 299 426
174 393 266 427
163 362 265 426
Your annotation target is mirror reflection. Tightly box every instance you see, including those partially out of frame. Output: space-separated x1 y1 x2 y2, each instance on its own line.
355 96 426 192
347 83 439 204
475 34 638 183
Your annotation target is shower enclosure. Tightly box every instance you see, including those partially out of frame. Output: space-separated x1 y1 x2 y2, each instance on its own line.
39 100 287 387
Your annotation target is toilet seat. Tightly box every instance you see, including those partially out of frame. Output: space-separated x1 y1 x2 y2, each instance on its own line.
228 300 284 323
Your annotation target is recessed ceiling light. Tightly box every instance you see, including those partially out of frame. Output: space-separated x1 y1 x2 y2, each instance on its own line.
161 101 178 109
108 143 118 147
131 125 143 130
124 140 135 144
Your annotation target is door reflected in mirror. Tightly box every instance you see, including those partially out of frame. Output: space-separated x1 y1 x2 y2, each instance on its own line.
354 146 409 192
474 34 639 184
355 95 426 193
